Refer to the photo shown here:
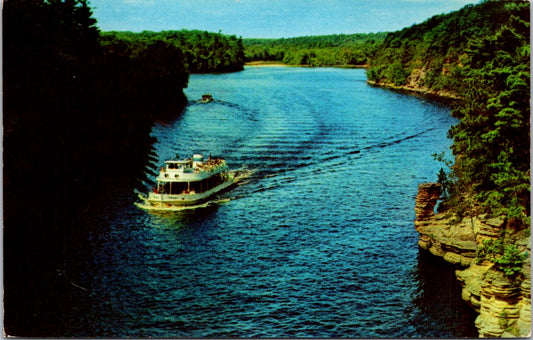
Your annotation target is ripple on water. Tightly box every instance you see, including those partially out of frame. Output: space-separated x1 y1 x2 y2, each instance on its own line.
73 67 477 338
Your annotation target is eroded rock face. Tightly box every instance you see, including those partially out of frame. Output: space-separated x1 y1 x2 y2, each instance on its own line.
416 215 477 267
414 183 477 266
512 277 532 337
413 183 531 337
455 238 531 337
456 264 491 311
474 268 530 337
414 183 441 222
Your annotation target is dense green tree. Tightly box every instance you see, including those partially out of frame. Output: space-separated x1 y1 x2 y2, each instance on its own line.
101 30 245 73
243 33 386 66
369 0 530 224
447 4 530 221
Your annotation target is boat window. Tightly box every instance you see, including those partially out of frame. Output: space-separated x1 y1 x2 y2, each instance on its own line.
182 172 226 195
170 182 188 194
159 182 188 194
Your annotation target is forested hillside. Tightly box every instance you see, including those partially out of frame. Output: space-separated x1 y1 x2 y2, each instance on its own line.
368 1 530 224
4 2 246 200
4 0 193 202
244 33 386 66
101 30 245 73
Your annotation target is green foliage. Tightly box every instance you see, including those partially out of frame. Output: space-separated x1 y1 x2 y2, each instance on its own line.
4 0 100 102
3 0 193 207
386 61 410 86
476 239 527 277
494 245 528 277
367 1 530 95
377 1 530 223
432 153 476 219
447 2 530 221
476 238 505 264
101 30 245 73
436 168 450 212
243 33 386 66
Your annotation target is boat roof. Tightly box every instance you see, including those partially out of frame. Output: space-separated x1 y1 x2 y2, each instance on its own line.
165 160 189 164
156 154 227 182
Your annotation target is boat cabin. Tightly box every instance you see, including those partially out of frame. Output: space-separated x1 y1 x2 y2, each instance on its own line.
156 172 226 195
154 154 228 195
201 94 213 103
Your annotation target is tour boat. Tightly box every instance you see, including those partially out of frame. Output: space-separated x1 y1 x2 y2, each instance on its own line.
136 154 236 210
201 94 213 103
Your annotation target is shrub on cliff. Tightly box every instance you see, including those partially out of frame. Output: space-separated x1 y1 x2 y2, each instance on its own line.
494 245 528 277
476 238 504 265
476 238 528 277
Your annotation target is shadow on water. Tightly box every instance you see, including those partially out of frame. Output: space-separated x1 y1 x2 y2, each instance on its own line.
145 204 221 230
3 92 186 336
408 250 479 338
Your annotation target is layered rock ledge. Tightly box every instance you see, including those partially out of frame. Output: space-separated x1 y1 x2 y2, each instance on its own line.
414 183 531 337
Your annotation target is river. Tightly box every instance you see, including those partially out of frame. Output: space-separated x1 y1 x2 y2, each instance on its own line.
28 67 479 337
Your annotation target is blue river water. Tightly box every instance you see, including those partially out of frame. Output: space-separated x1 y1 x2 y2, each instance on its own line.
68 67 478 337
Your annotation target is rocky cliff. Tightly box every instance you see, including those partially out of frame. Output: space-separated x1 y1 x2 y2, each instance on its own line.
414 183 531 337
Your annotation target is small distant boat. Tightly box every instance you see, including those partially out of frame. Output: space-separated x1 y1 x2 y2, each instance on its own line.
135 154 236 210
201 94 213 103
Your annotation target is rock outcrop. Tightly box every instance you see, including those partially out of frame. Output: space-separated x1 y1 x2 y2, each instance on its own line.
415 183 477 267
455 257 531 338
414 183 441 221
414 183 531 337
456 263 491 311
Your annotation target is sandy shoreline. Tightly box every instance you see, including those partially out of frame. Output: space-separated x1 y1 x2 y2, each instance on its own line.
244 61 290 67
245 61 368 69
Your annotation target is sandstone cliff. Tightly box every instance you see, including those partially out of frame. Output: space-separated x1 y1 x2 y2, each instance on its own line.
414 183 531 337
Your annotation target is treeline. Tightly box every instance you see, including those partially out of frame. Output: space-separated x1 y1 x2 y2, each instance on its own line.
4 0 194 202
368 1 530 223
101 30 245 73
244 33 386 66
4 1 247 198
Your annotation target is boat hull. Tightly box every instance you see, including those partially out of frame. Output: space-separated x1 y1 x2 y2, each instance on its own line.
136 178 235 211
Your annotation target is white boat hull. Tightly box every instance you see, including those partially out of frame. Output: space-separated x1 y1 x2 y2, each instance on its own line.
136 178 235 211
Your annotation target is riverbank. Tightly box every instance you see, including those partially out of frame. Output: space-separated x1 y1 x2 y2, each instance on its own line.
245 61 367 69
367 80 463 100
244 65 462 101
245 61 291 67
414 183 531 337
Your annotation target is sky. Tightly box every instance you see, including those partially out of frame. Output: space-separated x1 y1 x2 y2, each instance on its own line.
88 0 479 38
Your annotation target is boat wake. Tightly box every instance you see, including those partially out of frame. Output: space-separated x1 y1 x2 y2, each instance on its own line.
233 167 256 183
